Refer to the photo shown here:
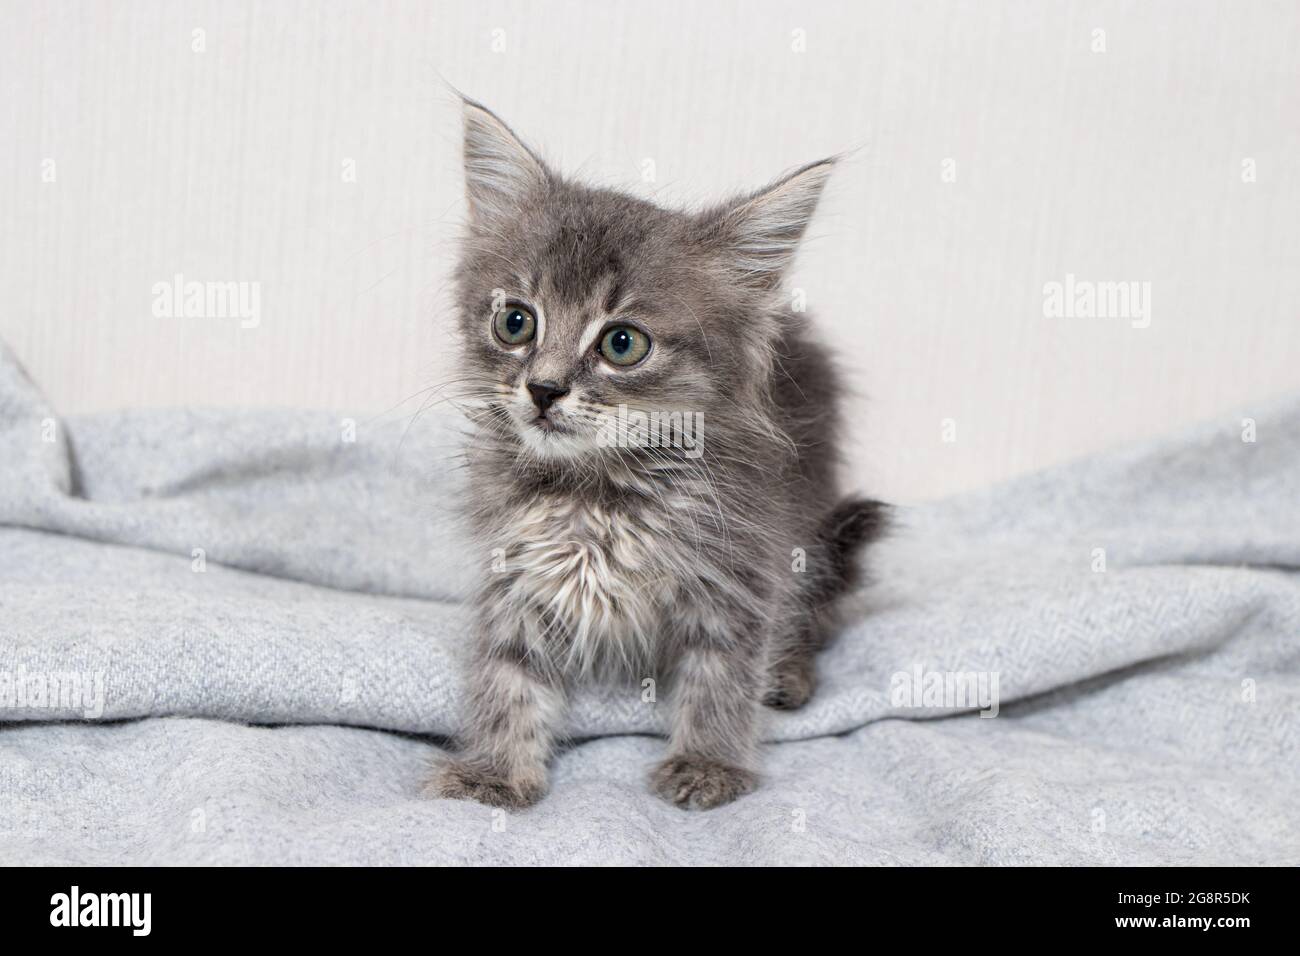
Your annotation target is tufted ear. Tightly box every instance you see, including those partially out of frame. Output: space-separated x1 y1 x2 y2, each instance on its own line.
461 98 549 225
697 158 835 290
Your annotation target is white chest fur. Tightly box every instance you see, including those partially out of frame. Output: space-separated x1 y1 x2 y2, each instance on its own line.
495 497 673 671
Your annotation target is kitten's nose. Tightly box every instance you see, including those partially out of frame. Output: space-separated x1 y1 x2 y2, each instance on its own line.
526 380 570 414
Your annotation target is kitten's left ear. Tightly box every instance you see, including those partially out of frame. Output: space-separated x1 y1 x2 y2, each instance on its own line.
697 158 835 290
461 98 549 225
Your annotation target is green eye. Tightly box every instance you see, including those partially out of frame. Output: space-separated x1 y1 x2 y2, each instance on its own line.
492 305 536 346
597 325 651 366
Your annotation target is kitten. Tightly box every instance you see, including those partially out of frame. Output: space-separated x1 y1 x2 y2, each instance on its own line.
426 98 885 810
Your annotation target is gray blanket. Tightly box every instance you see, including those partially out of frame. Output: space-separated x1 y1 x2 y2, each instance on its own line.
1 342 1297 865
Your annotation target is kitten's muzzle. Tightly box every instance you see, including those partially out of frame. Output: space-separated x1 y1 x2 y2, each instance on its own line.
526 380 570 414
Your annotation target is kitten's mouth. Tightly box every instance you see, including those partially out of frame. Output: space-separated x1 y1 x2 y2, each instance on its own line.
530 414 569 434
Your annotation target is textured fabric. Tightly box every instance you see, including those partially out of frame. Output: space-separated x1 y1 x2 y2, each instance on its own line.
1 342 1297 865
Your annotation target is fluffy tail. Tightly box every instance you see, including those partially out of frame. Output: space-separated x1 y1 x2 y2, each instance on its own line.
815 497 889 602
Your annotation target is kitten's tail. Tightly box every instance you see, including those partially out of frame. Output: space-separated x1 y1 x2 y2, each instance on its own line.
815 497 890 601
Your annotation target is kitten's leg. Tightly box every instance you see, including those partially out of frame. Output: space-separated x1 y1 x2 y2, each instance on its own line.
763 608 823 711
766 498 886 710
425 613 565 809
651 609 763 810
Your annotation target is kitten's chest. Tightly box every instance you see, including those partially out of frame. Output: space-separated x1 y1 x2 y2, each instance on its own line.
494 496 673 657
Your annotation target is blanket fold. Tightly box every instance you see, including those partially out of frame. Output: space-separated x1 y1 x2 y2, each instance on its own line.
1 341 1297 864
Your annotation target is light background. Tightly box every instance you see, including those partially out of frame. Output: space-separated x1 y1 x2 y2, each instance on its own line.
1 0 1297 502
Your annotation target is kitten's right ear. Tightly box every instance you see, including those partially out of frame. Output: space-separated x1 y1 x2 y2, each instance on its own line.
461 98 548 224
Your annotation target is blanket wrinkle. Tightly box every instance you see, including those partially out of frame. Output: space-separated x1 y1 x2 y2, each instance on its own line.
1 341 1297 864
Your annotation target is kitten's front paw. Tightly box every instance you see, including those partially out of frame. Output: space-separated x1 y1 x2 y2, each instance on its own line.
423 759 546 810
651 754 757 810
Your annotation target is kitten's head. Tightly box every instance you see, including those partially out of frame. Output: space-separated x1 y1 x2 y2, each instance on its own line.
453 98 832 466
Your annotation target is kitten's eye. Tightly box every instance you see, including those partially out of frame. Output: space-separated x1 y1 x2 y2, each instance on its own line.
596 325 651 367
492 305 536 346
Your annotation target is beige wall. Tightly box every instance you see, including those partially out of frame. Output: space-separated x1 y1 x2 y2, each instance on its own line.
2 0 1297 502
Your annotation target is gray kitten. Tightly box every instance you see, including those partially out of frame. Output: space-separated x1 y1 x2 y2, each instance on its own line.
425 98 885 810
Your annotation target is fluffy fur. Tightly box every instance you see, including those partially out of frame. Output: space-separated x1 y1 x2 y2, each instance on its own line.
425 98 885 810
